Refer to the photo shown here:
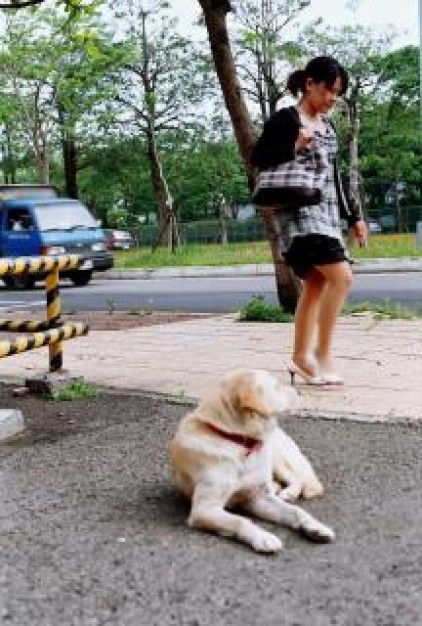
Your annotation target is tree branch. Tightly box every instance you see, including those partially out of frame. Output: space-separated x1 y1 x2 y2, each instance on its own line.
0 0 45 7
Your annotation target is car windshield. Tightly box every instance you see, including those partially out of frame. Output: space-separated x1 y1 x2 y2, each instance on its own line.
34 202 98 231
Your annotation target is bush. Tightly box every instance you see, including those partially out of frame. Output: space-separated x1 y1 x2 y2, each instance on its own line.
238 296 294 323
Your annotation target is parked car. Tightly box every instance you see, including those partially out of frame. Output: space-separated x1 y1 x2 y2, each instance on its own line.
104 229 136 250
368 219 382 234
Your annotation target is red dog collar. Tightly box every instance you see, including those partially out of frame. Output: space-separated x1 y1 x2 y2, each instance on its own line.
205 422 263 456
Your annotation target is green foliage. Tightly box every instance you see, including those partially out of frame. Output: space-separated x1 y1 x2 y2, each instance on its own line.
374 46 419 106
162 130 249 222
77 130 249 226
106 206 129 229
357 46 421 210
233 0 311 118
0 1 419 237
343 300 420 320
0 4 128 184
240 297 421 324
77 136 153 224
52 379 99 401
238 296 294 323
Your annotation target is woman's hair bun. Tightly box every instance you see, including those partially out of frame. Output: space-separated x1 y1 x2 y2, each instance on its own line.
287 69 306 97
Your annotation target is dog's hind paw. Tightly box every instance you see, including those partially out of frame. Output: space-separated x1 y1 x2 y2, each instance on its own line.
250 529 283 553
302 478 324 499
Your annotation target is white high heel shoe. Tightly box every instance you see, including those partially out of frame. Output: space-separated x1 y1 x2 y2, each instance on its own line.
287 361 325 386
319 371 344 386
314 357 344 385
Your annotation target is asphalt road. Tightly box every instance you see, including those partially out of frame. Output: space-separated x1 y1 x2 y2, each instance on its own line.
0 271 421 313
1 388 421 625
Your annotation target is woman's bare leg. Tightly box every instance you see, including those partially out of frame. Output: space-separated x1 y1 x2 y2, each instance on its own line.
314 261 354 374
292 268 327 375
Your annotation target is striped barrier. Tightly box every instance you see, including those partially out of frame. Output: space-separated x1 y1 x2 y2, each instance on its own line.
0 255 89 371
0 254 81 276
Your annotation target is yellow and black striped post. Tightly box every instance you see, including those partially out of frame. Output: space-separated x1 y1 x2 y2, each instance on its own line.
0 255 89 372
45 265 63 371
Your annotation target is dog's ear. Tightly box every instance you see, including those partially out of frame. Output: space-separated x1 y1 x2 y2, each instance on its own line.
235 380 271 417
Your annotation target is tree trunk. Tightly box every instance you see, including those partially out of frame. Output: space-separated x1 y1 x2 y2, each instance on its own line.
217 198 228 244
197 0 300 310
349 118 362 210
347 96 364 218
197 0 257 188
5 126 16 183
58 109 79 199
36 150 50 184
62 134 79 198
32 122 49 184
259 207 302 311
146 131 180 251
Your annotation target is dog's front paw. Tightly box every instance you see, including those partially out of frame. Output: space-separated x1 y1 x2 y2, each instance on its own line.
301 518 335 543
250 529 283 553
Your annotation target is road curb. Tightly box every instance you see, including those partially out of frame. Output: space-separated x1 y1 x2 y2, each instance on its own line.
97 258 422 280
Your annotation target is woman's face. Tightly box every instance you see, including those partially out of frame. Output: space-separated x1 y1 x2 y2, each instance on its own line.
304 76 343 114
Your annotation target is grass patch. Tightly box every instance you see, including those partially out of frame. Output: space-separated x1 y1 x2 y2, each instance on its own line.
351 233 421 260
238 296 294 323
52 379 99 401
114 234 422 269
115 241 271 268
127 308 153 316
238 296 419 323
344 300 420 320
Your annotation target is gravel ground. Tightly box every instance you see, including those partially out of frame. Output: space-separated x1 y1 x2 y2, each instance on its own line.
0 385 421 626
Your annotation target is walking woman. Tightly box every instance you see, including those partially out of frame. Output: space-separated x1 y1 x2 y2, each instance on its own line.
251 56 368 385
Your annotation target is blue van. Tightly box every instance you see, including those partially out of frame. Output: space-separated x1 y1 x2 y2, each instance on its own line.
0 185 113 288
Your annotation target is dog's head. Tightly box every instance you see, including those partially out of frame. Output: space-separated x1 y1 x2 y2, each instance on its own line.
220 369 298 434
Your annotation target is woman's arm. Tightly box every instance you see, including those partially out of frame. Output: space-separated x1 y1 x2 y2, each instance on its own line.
251 107 300 170
334 160 363 226
334 161 368 246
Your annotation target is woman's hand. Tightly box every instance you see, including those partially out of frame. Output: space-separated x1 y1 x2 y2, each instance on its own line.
295 127 314 153
350 220 368 247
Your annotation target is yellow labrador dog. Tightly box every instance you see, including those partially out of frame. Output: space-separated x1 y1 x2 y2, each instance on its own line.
170 369 334 553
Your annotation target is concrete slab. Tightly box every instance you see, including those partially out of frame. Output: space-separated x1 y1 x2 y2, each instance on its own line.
0 408 25 441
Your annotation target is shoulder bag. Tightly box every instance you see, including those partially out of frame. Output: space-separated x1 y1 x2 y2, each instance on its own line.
252 146 329 209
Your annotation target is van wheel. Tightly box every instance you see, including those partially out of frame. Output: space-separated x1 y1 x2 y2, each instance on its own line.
2 275 35 290
70 270 92 287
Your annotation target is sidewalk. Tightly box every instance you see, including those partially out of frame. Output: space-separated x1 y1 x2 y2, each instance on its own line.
1 313 421 423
